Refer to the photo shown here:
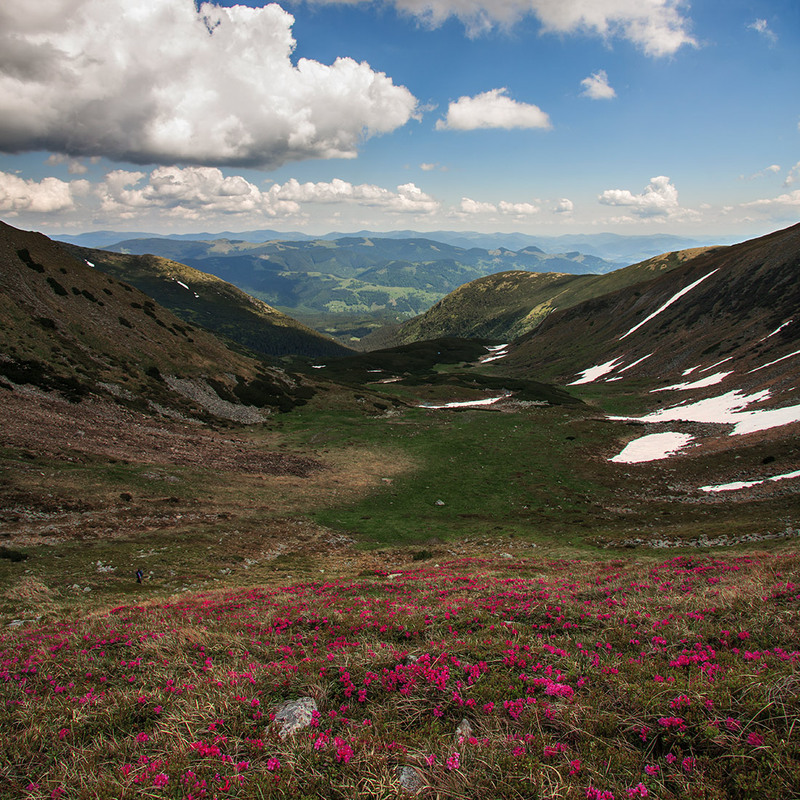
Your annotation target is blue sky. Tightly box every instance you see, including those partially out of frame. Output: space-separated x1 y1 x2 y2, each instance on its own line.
0 0 798 239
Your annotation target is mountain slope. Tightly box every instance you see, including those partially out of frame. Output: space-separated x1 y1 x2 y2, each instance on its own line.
61 244 353 359
499 223 800 396
383 247 716 345
0 221 321 419
101 236 619 322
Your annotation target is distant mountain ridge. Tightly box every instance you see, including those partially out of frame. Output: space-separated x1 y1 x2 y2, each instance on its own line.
52 228 733 264
92 236 617 330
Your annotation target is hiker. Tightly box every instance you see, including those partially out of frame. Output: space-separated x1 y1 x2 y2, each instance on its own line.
136 568 143 584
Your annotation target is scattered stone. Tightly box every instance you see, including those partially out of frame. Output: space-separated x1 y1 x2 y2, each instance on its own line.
398 765 424 794
434 499 445 506
454 718 474 746
501 552 514 559
271 697 317 739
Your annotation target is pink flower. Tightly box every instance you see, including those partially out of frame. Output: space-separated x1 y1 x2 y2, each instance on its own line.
747 732 764 746
445 752 460 771
135 732 149 744
266 757 280 772
644 764 659 776
569 759 582 775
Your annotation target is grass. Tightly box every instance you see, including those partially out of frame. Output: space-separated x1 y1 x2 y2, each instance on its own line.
2 552 799 799
3 358 800 798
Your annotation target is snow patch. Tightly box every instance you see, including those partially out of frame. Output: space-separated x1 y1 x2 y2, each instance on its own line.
176 279 190 290
610 432 695 464
761 319 793 341
619 269 718 340
311 365 326 369
617 353 652 374
480 344 509 364
748 348 800 373
611 389 800 436
84 259 95 268
420 394 510 409
568 358 623 385
700 357 732 373
700 469 800 493
651 371 733 392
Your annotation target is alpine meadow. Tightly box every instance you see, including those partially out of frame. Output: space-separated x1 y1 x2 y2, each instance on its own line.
1 1 799 799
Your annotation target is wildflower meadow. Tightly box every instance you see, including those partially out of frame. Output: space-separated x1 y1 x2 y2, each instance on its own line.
2 551 799 799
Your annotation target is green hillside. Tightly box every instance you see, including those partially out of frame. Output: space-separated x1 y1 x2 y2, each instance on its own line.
103 236 618 339
385 247 717 345
63 245 354 360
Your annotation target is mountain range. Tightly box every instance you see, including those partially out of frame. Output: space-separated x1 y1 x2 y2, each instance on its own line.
53 228 730 265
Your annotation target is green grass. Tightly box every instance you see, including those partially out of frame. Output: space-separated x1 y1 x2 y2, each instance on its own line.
276 403 615 547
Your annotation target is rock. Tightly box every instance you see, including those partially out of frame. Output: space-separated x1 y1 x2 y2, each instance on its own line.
434 499 445 506
398 765 424 794
454 718 473 745
271 697 317 739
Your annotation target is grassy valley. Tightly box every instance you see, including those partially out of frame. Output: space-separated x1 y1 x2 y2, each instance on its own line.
1 221 799 799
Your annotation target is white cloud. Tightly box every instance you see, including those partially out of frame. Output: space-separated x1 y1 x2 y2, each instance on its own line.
459 197 497 214
271 178 439 213
598 175 680 217
743 190 800 210
498 200 538 215
458 196 539 216
0 0 417 168
741 164 781 180
436 88 551 131
580 70 616 100
0 171 80 213
308 0 695 55
747 18 777 43
553 198 574 213
94 168 439 220
784 161 800 187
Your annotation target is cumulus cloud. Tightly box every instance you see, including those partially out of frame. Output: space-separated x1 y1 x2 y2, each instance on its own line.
580 70 616 100
498 200 538 215
458 197 538 215
459 197 497 214
553 198 574 213
272 178 439 213
598 175 680 217
94 167 439 220
0 171 81 213
747 18 777 43
307 0 695 55
0 0 417 168
436 88 551 131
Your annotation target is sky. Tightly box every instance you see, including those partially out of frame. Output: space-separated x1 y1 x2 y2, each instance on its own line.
0 0 798 239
